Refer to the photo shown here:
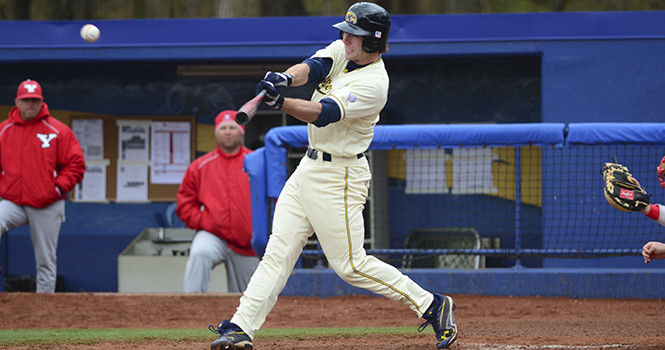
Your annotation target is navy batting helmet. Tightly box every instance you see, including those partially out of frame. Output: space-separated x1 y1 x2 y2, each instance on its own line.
333 2 391 54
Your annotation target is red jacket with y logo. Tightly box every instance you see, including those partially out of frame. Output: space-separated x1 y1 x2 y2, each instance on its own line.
176 145 256 256
0 103 85 208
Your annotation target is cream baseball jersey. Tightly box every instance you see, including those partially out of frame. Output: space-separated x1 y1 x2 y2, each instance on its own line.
307 39 389 157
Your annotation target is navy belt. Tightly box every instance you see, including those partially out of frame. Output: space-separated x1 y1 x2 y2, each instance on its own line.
306 147 364 162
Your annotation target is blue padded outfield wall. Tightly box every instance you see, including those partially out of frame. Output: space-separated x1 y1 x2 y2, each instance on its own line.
250 123 665 298
1 11 665 295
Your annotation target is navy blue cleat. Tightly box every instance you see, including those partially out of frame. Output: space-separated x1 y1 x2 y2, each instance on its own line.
209 320 253 350
418 294 458 349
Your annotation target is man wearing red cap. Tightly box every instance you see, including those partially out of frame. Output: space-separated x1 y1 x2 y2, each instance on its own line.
0 79 85 293
176 110 259 293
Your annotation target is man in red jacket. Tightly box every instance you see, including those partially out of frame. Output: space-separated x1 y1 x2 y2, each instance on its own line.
177 110 259 293
0 79 85 293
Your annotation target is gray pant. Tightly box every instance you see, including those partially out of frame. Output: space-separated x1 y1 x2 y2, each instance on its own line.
184 230 259 293
0 199 65 293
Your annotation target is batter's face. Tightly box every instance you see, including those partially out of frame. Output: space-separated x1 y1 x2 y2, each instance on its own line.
216 124 243 154
341 32 378 65
15 98 43 122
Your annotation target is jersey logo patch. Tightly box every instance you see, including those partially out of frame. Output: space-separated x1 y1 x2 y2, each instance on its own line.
341 92 357 106
316 77 333 95
347 92 356 103
37 133 57 148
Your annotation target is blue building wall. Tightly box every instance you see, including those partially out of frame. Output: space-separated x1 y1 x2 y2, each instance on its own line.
1 11 665 293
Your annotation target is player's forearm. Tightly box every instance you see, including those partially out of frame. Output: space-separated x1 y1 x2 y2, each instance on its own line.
643 203 665 227
281 98 322 124
285 63 311 87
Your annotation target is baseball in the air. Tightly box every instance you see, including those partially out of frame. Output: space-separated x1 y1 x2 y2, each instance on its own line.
80 24 100 43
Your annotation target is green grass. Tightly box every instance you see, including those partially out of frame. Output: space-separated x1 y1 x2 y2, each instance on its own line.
0 327 428 346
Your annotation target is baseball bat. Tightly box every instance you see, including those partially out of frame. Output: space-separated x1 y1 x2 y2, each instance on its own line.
235 90 267 126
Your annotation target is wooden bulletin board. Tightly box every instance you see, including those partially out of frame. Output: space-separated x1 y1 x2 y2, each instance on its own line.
70 115 196 202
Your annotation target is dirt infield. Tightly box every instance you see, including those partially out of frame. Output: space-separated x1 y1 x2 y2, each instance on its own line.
1 292 664 349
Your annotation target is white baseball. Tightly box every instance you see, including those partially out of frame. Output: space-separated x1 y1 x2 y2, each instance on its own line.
80 24 100 43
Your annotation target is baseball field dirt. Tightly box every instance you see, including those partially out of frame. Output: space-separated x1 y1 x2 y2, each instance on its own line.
1 292 664 349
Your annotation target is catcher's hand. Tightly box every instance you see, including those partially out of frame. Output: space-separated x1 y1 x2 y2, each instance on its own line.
603 161 650 212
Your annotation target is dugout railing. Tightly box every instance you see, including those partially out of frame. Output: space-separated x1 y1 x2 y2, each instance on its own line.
246 123 665 268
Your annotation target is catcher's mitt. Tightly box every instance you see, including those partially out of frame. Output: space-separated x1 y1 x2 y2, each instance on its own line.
603 161 650 212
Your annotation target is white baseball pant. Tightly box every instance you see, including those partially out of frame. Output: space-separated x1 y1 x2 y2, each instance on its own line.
184 230 259 293
0 199 65 293
231 155 433 338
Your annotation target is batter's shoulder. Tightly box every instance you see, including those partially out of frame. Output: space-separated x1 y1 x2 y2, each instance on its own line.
314 40 347 65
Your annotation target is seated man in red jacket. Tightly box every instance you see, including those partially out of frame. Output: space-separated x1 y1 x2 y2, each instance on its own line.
176 110 259 293
0 79 86 293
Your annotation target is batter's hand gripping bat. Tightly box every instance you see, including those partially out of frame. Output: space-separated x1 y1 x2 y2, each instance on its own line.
235 90 267 126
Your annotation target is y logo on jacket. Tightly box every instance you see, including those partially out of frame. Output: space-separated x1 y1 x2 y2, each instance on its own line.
36 133 57 148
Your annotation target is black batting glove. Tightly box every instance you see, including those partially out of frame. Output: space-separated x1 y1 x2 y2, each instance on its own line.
256 71 293 96
258 80 284 109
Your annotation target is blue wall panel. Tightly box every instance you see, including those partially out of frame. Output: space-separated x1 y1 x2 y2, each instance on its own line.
540 40 665 123
281 268 665 299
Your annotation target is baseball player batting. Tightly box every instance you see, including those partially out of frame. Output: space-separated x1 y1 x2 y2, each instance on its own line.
208 3 457 350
